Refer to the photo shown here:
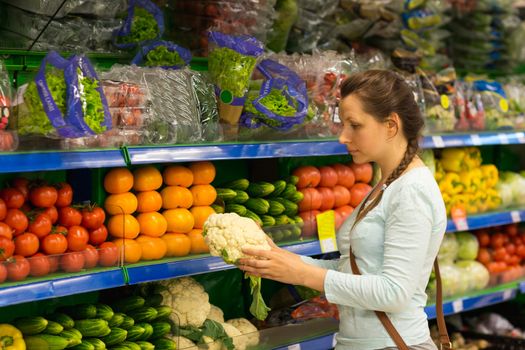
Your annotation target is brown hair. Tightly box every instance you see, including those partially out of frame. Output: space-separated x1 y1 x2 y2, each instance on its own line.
340 69 424 227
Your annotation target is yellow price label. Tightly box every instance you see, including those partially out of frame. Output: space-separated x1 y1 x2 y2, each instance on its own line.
316 210 338 253
440 95 450 109
499 98 509 112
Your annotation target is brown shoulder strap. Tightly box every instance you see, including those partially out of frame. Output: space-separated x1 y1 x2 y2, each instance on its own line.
349 250 452 350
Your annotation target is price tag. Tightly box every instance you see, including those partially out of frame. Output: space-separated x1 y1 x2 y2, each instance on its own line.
452 299 463 313
500 98 509 112
316 210 338 253
511 211 521 223
332 333 338 347
498 133 510 144
470 134 482 146
503 289 513 300
451 206 469 231
432 136 445 148
516 132 525 144
441 95 450 109
287 344 301 350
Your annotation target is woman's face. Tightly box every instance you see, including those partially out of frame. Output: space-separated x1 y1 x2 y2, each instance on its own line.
338 94 392 164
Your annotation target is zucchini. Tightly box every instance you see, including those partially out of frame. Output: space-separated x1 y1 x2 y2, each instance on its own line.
83 339 107 350
121 342 141 350
125 325 145 342
96 304 115 321
152 338 176 350
48 313 75 330
127 307 158 323
108 313 125 328
59 329 82 347
14 316 48 335
154 306 172 320
60 304 97 320
210 204 224 214
267 200 285 216
247 181 275 198
215 188 237 201
150 322 171 339
43 321 64 335
231 190 249 204
222 179 249 191
243 209 262 226
135 341 154 350
100 328 127 347
261 215 276 227
70 341 96 350
74 319 110 338
111 296 145 313
225 203 247 216
24 334 69 350
136 323 153 340
245 198 270 215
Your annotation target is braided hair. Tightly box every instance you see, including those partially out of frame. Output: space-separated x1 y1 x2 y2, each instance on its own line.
340 70 424 227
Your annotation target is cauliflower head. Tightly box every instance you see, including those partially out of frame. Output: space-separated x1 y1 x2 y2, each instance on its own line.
171 335 198 350
226 318 259 347
221 322 245 350
162 277 211 328
203 213 271 264
207 305 225 323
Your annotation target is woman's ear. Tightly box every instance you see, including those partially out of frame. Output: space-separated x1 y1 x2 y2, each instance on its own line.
386 112 401 138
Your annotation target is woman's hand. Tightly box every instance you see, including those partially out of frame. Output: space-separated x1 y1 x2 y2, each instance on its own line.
238 237 327 291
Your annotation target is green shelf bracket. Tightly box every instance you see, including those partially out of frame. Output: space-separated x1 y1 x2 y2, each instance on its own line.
119 146 132 168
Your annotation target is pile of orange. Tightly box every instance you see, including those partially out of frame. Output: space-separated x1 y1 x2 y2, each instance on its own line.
103 161 217 263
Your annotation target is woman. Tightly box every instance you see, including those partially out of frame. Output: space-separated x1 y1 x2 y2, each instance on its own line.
239 70 447 350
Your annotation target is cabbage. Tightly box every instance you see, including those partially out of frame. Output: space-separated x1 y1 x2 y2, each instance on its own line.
455 232 479 261
438 234 459 264
455 260 490 291
497 182 514 208
420 149 436 176
498 172 525 206
440 263 463 297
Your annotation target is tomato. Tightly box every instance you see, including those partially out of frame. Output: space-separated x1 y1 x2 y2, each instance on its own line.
477 248 491 265
476 230 490 247
98 242 119 267
491 233 505 249
349 183 372 207
317 187 335 211
334 211 344 230
335 205 354 221
0 237 15 261
505 224 518 237
512 235 523 246
0 188 25 209
0 223 14 240
67 226 89 252
55 182 73 207
509 255 521 266
42 206 58 224
333 185 351 208
5 209 28 236
53 225 68 235
292 166 321 189
486 261 501 274
349 162 373 184
11 177 30 200
505 243 516 256
60 252 85 273
41 233 68 255
30 185 58 208
318 166 338 188
0 264 6 283
298 188 322 211
298 210 320 238
517 245 525 258
89 225 108 246
29 253 51 277
14 233 39 257
332 163 355 188
83 245 99 269
48 255 59 273
6 255 30 281
58 206 82 227
28 213 52 239
81 206 106 230
493 247 507 262
0 198 6 221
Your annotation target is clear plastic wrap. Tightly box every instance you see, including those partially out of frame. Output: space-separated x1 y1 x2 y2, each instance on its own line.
471 79 513 131
420 67 457 134
504 79 525 130
132 40 192 69
189 71 222 142
113 0 164 49
0 0 128 18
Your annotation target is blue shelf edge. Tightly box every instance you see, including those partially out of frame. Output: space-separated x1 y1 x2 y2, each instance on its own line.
422 131 525 149
446 209 525 233
0 269 125 307
274 333 337 350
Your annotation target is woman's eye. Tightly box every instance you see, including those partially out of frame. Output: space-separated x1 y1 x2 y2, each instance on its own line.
351 124 360 128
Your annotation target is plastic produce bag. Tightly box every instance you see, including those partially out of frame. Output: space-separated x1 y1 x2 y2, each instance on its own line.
267 0 299 53
420 67 456 133
132 40 192 69
190 71 221 142
0 60 17 151
472 79 512 130
15 51 112 139
113 0 164 49
1 0 127 18
455 260 489 291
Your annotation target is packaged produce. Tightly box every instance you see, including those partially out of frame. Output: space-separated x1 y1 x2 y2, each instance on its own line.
420 67 456 133
1 0 127 18
266 0 299 53
190 71 221 142
504 79 525 129
113 0 164 49
132 40 193 69
471 79 512 130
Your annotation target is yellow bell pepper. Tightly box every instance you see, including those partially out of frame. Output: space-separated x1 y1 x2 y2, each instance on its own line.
440 148 465 172
481 164 499 188
439 172 464 195
0 324 25 350
474 191 489 212
470 168 484 192
464 147 482 170
459 170 473 193
486 188 502 210
465 193 479 215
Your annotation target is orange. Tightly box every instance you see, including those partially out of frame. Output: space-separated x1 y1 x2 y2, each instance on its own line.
136 191 162 213
187 229 209 254
104 167 134 194
163 165 194 187
190 185 217 206
113 238 142 263
133 166 163 191
107 214 140 239
104 192 138 215
190 206 215 229
162 233 191 257
136 235 167 260
161 186 193 209
136 211 168 237
189 161 216 185
163 208 194 234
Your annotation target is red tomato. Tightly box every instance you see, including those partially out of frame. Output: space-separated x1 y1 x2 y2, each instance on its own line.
512 235 523 246
349 162 373 184
0 264 6 283
298 210 320 238
55 182 73 208
14 233 39 257
48 255 59 273
83 245 99 268
332 163 355 188
30 186 58 208
98 242 119 267
0 198 6 221
81 206 106 230
58 206 82 227
505 224 518 237
0 188 25 209
476 230 490 247
60 252 85 273
0 237 15 261
335 210 344 230
350 183 372 207
333 185 351 208
335 205 354 221
6 255 30 281
317 187 335 211
493 247 507 262
5 209 28 236
505 243 516 256
54 225 69 235
517 245 525 258
292 166 321 189
477 247 491 265
20 203 31 213
0 223 13 240
28 213 52 239
491 233 505 249
89 225 108 246
509 255 521 266
67 226 89 252
318 166 338 188
42 206 58 224
11 177 30 200
486 261 501 274
298 188 322 211
29 253 51 277
41 233 68 255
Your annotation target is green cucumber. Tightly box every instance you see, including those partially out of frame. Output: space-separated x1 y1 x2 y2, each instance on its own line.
261 215 276 227
267 200 285 216
286 175 299 185
281 184 298 200
121 342 141 350
24 334 69 350
83 338 107 350
222 179 249 191
154 306 172 320
135 341 154 350
210 204 224 213
70 341 96 350
245 198 270 215
127 307 158 323
231 190 249 204
149 322 171 339
60 304 97 319
152 338 176 350
74 319 110 338
108 313 125 328
274 197 298 216
100 328 127 347
47 313 75 330
269 180 287 197
59 329 82 347
43 321 64 335
242 209 262 226
111 296 145 313
247 181 275 197
225 203 247 216
125 325 145 342
14 316 48 335
136 323 153 340
119 316 135 330
216 188 237 201
96 304 114 321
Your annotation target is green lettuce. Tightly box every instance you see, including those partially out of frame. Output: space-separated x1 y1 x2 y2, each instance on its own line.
145 46 185 67
118 7 159 44
77 68 107 134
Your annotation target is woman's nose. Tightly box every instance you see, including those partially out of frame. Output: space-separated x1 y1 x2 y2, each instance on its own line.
339 131 351 145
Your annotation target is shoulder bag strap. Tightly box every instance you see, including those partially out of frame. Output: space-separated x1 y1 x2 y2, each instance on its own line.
349 250 452 350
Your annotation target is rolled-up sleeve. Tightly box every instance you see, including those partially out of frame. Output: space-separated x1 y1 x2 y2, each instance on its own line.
301 255 339 270
323 184 434 313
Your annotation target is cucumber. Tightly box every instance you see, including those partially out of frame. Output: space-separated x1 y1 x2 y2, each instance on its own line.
108 346 129 350
222 179 249 191
74 319 110 338
154 306 172 320
135 341 154 350
100 328 127 347
269 180 287 197
274 197 299 216
150 322 171 339
48 313 75 330
111 296 145 313
59 329 82 347
43 321 64 335
210 204 224 214
242 209 262 226
121 342 141 350
96 304 115 321
274 215 290 226
70 341 96 350
288 191 304 203
231 190 249 204
83 339 107 350
216 188 237 201
245 198 270 215
281 183 298 200
247 181 275 198
286 175 299 185
225 203 247 216
68 328 83 339
60 304 97 319
125 325 145 342
126 307 158 323
25 334 70 350
267 200 285 216
108 313 125 328
136 323 153 341
119 316 134 330
14 316 48 335
261 215 276 227
152 338 176 350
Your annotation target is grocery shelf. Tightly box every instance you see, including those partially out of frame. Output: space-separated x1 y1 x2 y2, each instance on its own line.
273 333 337 350
0 268 125 307
422 131 525 149
446 209 525 233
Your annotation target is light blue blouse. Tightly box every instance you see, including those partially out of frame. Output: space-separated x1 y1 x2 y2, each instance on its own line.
302 167 447 350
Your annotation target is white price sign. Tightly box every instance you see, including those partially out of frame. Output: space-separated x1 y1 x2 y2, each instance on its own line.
452 299 463 313
287 344 301 350
516 132 525 144
470 134 482 146
454 218 469 231
503 289 513 300
498 133 510 144
511 211 521 223
432 136 445 148
332 333 338 348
